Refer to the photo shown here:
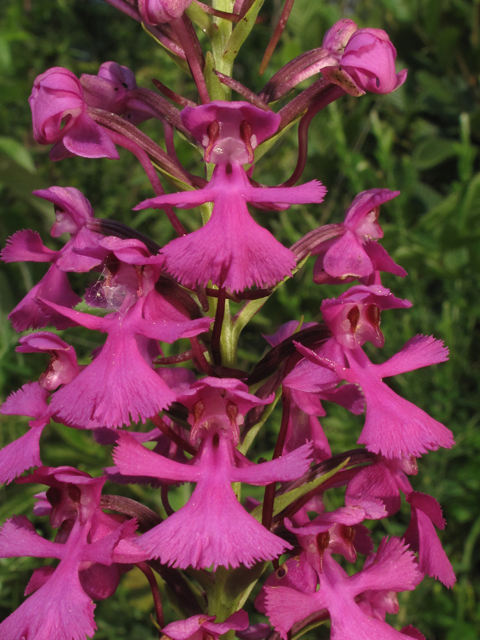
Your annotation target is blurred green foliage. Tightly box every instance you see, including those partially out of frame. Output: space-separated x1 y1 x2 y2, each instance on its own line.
1 0 479 638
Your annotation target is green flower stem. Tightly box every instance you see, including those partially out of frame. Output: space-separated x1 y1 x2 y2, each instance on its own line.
219 299 237 367
210 0 235 99
198 563 267 622
239 387 282 455
222 0 266 69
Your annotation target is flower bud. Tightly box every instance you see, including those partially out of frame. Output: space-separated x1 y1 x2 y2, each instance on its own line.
29 67 118 160
323 27 407 95
138 0 193 24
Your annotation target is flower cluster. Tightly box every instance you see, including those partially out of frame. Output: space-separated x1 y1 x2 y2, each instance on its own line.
0 3 454 640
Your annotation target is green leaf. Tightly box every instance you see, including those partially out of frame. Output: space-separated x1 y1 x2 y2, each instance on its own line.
204 50 226 102
222 0 266 66
190 563 268 621
186 2 214 37
0 137 36 173
0 34 11 71
239 387 282 454
460 172 480 225
292 618 328 640
412 137 459 170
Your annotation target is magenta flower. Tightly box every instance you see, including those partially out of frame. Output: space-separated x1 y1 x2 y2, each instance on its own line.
322 22 407 95
138 0 193 24
135 101 327 292
254 554 318 615
113 430 312 569
0 333 78 483
320 284 412 349
42 295 210 429
264 537 423 640
29 67 119 160
162 611 249 640
1 186 103 331
80 62 155 125
310 189 406 285
0 383 50 484
255 505 376 614
32 236 211 428
261 18 406 103
296 334 454 458
284 506 370 569
404 491 456 587
0 468 141 640
177 376 274 444
345 454 417 518
344 458 455 586
275 321 363 463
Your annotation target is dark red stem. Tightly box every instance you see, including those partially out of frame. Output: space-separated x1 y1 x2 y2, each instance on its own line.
154 349 196 365
171 16 210 104
161 485 175 517
152 78 197 107
136 561 165 630
190 336 216 375
282 85 346 186
211 289 226 366
262 387 291 530
150 414 197 455
259 0 296 75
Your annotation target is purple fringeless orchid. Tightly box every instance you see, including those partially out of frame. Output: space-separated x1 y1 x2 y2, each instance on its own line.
80 61 156 125
262 18 407 102
1 186 103 331
0 332 78 484
112 377 313 569
0 467 145 640
293 286 454 458
41 237 212 428
305 188 406 285
263 537 423 640
135 101 327 292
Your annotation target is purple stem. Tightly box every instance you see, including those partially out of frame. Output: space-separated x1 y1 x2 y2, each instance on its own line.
282 84 346 186
215 72 272 110
171 16 210 104
262 387 291 531
150 414 197 455
154 349 196 364
137 562 165 630
259 48 331 103
163 119 181 165
151 78 198 107
211 289 226 366
106 128 187 237
190 336 216 375
161 485 175 517
259 0 296 75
